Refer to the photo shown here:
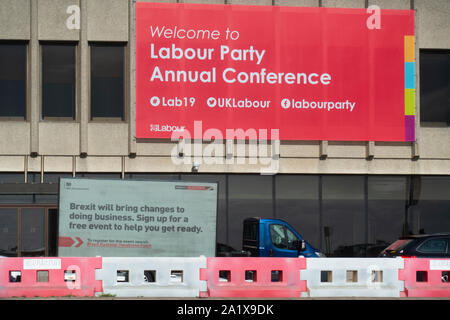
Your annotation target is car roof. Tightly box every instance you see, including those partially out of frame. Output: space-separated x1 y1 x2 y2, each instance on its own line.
400 233 450 240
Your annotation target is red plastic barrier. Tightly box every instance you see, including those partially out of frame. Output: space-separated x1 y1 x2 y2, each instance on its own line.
0 257 102 297
200 257 307 298
399 258 450 297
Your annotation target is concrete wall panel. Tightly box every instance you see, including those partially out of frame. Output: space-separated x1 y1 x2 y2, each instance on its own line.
39 123 79 155
322 0 365 8
87 0 128 41
374 142 412 159
275 0 319 6
280 142 320 158
416 0 450 49
368 0 410 10
76 156 122 172
0 0 30 39
420 127 450 159
328 142 366 158
0 123 30 155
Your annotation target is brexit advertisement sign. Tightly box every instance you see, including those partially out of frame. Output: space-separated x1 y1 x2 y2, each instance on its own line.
135 3 415 141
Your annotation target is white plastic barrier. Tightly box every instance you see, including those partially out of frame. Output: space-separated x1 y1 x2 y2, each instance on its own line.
96 257 207 297
300 258 404 297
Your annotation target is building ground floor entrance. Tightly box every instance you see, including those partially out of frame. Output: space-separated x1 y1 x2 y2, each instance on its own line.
1 173 449 257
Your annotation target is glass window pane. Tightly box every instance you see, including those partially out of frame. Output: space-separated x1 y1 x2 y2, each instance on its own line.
0 195 33 204
368 176 407 256
275 175 320 249
21 208 45 256
0 173 25 183
90 43 124 119
0 42 27 118
42 44 76 119
228 175 273 250
270 224 287 249
322 176 365 257
48 209 58 256
286 228 299 250
0 208 18 257
420 50 450 125
180 174 227 245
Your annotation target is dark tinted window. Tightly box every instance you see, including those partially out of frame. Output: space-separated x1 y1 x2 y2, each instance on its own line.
228 175 273 250
322 176 365 257
275 175 320 250
20 208 45 256
243 221 258 241
420 50 450 125
0 42 27 119
90 43 124 120
42 43 76 119
413 176 450 234
0 209 18 256
270 224 287 249
368 176 407 254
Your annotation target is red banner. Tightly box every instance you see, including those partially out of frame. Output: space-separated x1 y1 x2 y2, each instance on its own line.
136 3 415 141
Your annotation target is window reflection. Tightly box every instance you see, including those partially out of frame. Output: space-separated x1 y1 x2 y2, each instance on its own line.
420 50 450 125
414 176 450 234
0 174 449 258
275 175 320 249
322 176 365 257
42 43 76 119
368 176 406 256
228 175 273 250
90 43 125 120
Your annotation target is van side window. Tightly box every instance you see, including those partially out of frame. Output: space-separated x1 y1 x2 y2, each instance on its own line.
243 222 258 241
418 238 448 253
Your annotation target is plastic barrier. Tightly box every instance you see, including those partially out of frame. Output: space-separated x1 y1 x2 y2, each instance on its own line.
300 258 404 297
96 257 207 297
399 258 450 297
200 257 307 297
0 257 102 297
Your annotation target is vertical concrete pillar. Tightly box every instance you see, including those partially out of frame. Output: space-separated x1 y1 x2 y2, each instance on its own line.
79 0 88 157
412 0 420 160
30 0 39 157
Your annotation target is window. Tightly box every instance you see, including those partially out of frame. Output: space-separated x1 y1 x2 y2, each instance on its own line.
227 175 273 250
368 176 407 253
42 43 76 119
420 50 450 125
0 42 27 119
90 43 125 120
269 224 299 251
418 238 448 254
20 208 45 257
275 175 320 250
